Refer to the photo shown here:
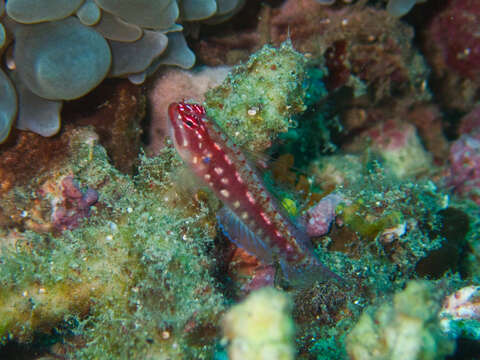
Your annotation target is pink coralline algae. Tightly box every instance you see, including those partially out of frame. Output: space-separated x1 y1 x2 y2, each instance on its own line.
441 286 480 322
407 104 449 164
242 265 276 293
423 0 480 111
447 134 480 205
304 193 344 237
440 285 480 339
52 175 99 231
458 105 480 136
426 0 480 80
446 106 480 205
347 119 431 178
445 106 480 204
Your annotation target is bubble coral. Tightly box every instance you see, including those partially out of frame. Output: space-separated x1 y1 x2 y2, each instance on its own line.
0 0 244 143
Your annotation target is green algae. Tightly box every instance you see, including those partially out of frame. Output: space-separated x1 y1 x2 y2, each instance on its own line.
337 199 404 240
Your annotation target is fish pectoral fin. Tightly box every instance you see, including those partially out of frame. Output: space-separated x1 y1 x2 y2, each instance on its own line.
217 206 274 264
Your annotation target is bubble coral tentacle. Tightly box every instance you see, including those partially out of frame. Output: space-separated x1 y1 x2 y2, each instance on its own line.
94 0 179 30
14 16 111 100
12 73 62 137
108 30 168 77
180 0 217 21
0 68 17 142
92 10 143 42
146 31 195 72
76 0 102 26
6 0 84 24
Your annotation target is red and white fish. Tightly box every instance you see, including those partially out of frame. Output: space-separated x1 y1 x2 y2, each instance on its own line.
167 101 343 285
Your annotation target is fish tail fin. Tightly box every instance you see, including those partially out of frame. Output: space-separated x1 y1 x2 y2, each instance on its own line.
278 256 348 288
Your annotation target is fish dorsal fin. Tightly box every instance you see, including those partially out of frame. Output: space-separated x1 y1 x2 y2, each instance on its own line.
217 206 274 264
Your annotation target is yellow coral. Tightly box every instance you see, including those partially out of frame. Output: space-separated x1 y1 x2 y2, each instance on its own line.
222 287 295 360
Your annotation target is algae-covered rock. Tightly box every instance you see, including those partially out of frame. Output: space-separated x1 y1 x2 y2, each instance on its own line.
346 280 455 360
222 287 295 360
0 127 225 357
205 41 307 152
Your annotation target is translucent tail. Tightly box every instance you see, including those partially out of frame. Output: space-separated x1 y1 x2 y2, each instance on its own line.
279 255 348 288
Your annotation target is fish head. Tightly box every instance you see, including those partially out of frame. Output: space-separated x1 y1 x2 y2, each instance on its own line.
168 102 210 161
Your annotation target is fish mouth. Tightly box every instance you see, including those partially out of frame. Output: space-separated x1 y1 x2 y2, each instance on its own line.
168 102 181 124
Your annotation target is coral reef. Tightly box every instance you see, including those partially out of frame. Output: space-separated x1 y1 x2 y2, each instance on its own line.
196 0 431 105
405 104 449 164
0 0 245 143
0 78 145 204
446 133 480 205
62 79 145 174
314 0 427 17
0 1 480 356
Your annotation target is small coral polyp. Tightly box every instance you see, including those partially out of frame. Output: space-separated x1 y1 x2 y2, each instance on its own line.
0 0 244 143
